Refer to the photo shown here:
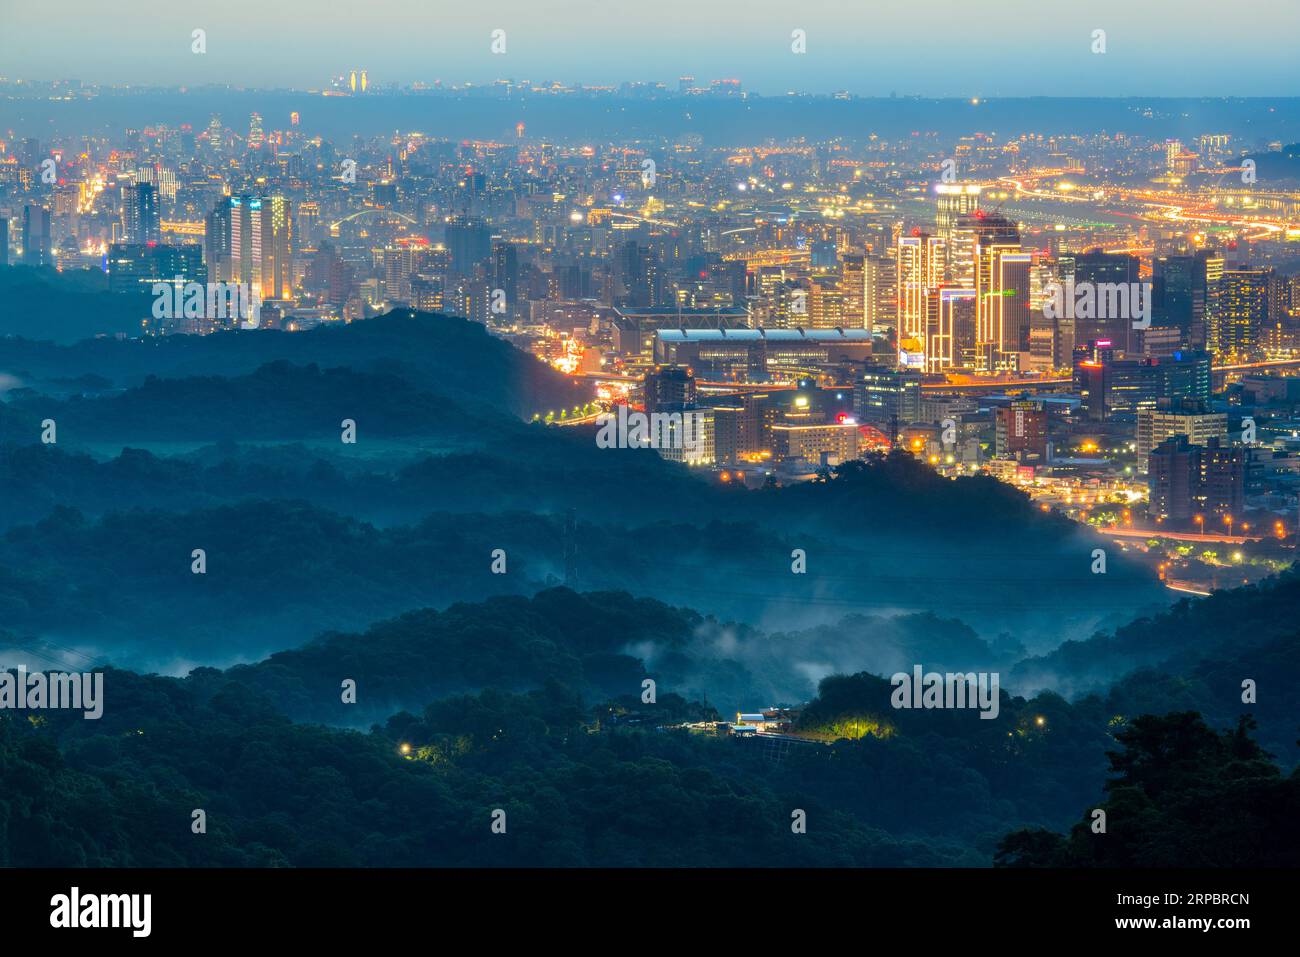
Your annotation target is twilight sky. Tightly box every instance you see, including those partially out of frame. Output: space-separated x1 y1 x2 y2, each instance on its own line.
1 0 1297 97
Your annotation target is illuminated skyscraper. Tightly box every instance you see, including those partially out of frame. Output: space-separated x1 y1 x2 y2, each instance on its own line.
248 113 265 151
205 194 264 298
840 255 867 328
924 286 977 373
972 214 1030 371
206 114 223 153
120 182 160 244
862 254 896 333
935 183 981 284
1215 267 1278 360
896 232 946 360
259 195 293 301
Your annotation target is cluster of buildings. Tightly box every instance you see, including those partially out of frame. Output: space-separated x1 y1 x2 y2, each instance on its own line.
1 80 1299 540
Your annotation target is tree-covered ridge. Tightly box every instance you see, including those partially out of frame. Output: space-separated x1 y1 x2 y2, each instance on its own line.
0 308 587 417
996 714 1300 867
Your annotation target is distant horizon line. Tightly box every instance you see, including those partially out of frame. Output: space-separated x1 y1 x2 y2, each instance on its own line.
3 79 1299 102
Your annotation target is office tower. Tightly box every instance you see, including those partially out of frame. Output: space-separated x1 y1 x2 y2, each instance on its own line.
1028 257 1072 370
21 205 51 267
994 400 1047 458
1075 341 1212 421
121 182 160 244
972 214 1029 371
1214 267 1277 361
856 365 922 429
935 184 981 284
924 286 977 373
896 232 946 359
445 215 492 276
1073 250 1143 351
1136 398 1228 472
107 243 206 296
1154 249 1220 350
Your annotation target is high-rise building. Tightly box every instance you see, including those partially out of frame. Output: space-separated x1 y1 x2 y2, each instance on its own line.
1136 398 1228 472
855 365 922 431
1148 435 1245 522
445 216 492 277
204 194 265 297
809 281 846 329
258 195 293 301
107 243 206 296
1073 250 1143 352
21 205 51 267
1074 341 1212 421
644 367 697 413
248 112 265 151
492 242 519 320
862 255 896 332
0 218 8 267
924 286 977 373
121 182 160 244
935 184 981 284
1148 434 1198 522
615 239 659 308
971 214 1029 371
840 255 866 328
1155 250 1221 351
1214 267 1278 360
897 232 946 362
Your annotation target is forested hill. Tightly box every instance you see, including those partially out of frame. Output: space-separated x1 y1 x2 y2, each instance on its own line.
0 306 588 418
